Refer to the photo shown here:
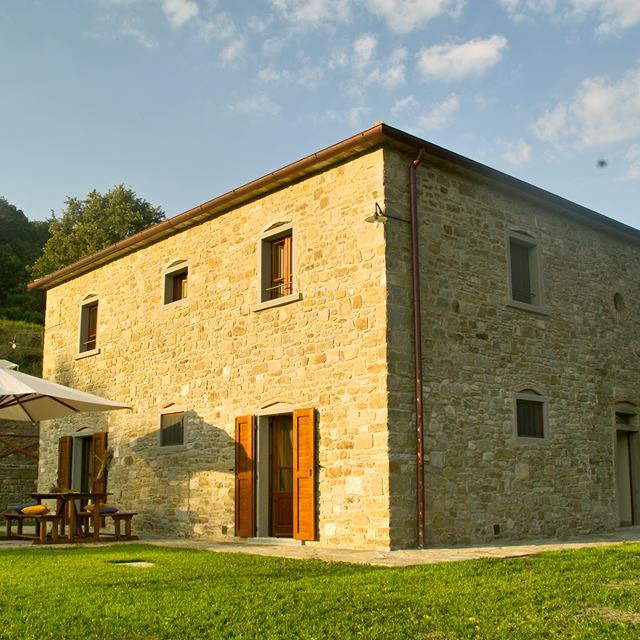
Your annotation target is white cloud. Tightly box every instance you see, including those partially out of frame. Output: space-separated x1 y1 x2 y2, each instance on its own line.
349 37 406 90
503 139 532 165
195 13 236 41
419 94 460 129
257 64 324 87
347 106 370 126
532 67 640 147
623 144 640 181
364 0 465 33
262 37 284 56
120 20 158 48
353 34 378 71
417 35 508 81
500 0 640 34
162 0 200 28
367 47 406 89
391 95 418 115
270 0 352 26
230 94 281 116
220 40 245 66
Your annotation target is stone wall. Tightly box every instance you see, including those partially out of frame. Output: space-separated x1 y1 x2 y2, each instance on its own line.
39 150 392 549
0 420 39 513
384 146 640 547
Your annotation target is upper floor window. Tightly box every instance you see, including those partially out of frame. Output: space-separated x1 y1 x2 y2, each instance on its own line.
164 265 188 304
79 300 98 353
268 232 292 300
258 226 294 304
515 388 548 442
507 232 547 313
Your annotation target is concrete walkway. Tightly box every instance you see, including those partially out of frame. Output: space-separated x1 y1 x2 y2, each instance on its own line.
141 528 640 567
3 529 640 567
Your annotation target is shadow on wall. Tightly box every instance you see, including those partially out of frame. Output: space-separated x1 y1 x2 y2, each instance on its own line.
126 411 235 537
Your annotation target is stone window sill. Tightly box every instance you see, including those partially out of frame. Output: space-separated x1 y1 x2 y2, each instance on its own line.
74 348 101 361
251 292 303 313
163 298 189 310
514 436 550 445
157 444 187 453
506 299 551 316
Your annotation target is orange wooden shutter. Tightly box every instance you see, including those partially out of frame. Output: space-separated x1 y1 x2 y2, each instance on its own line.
235 416 255 537
293 408 316 541
92 432 108 494
57 436 73 490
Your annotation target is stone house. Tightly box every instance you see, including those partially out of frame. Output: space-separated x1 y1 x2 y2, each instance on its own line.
30 123 640 550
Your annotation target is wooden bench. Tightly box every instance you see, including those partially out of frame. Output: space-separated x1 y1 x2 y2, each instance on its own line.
77 511 138 541
3 513 62 544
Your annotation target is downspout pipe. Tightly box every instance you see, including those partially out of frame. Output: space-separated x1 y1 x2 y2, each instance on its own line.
410 147 427 548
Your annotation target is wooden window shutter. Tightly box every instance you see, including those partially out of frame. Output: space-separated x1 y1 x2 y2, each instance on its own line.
92 432 108 494
57 436 73 491
235 415 255 538
293 408 316 541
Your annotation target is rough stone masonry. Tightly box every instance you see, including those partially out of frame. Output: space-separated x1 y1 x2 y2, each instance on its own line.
33 126 640 550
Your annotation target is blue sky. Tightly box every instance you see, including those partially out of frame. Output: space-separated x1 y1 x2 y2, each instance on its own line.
1 0 639 228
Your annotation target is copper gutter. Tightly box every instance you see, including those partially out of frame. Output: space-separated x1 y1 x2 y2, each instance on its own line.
29 124 389 291
410 147 427 548
29 122 640 292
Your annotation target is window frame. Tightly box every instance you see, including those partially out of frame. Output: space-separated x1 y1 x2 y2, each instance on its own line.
506 231 549 315
77 296 100 358
252 223 302 312
163 261 189 307
513 388 550 444
158 408 187 450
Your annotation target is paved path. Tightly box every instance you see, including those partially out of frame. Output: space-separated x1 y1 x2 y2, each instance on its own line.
141 529 640 567
3 529 640 567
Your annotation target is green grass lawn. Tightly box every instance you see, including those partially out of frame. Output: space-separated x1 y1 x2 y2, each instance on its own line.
1 543 640 639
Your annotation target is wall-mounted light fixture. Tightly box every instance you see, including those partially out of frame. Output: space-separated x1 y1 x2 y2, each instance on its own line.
365 202 411 225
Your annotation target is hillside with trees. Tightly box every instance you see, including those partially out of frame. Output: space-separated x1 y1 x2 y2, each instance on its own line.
1 186 165 374
0 198 49 324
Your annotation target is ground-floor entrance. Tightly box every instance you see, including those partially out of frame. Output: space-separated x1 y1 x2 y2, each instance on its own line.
235 408 316 541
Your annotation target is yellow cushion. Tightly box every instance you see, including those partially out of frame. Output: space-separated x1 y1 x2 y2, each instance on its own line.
20 505 50 516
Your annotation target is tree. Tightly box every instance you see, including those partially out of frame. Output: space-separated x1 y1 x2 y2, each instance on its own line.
30 185 165 279
0 197 49 323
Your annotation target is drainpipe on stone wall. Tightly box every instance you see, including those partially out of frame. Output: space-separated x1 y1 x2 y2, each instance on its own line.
410 147 427 548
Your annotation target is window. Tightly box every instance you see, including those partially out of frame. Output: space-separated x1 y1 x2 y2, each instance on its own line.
507 232 545 311
514 389 548 441
267 232 292 300
164 267 188 304
160 412 185 447
79 300 98 353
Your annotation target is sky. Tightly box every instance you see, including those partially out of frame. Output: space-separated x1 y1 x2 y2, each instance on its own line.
1 0 639 229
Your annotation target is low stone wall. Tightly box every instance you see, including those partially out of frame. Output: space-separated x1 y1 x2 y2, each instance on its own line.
0 421 39 513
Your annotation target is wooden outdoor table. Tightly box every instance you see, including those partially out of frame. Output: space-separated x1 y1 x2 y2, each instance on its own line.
32 492 110 542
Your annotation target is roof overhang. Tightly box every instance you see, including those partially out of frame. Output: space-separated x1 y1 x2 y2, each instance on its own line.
29 122 640 291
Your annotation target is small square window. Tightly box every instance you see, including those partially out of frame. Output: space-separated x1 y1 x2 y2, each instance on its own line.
160 412 184 447
514 389 548 441
260 230 293 302
507 233 544 311
79 301 98 353
164 268 188 304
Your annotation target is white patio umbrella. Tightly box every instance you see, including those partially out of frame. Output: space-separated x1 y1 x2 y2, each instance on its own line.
0 365 130 422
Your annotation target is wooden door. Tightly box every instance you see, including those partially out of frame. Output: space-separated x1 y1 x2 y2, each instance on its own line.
293 408 316 541
57 436 73 491
270 415 293 537
617 431 634 526
235 415 255 537
92 432 108 494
